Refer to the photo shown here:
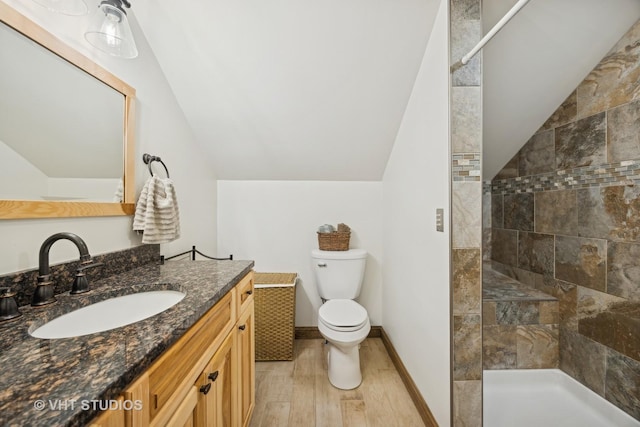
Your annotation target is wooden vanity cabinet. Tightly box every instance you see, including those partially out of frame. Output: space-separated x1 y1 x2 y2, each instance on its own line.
90 397 125 427
91 271 254 427
235 301 255 427
194 333 234 426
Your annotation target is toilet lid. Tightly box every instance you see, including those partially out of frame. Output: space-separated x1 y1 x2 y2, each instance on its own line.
319 299 368 330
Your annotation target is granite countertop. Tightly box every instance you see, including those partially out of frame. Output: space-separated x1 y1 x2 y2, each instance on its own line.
0 259 254 427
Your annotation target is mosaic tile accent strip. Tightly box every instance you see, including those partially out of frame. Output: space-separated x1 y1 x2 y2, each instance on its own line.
491 160 640 194
453 153 482 181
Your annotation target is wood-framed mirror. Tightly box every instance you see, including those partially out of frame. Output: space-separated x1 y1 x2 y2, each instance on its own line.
0 2 135 219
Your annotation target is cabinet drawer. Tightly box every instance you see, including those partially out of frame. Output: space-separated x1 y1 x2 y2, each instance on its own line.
236 271 254 314
148 290 234 420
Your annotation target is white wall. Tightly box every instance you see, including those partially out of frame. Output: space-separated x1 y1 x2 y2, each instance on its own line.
217 181 383 327
381 1 450 425
0 2 217 275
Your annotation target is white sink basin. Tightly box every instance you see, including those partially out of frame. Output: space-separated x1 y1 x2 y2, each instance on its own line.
31 290 185 339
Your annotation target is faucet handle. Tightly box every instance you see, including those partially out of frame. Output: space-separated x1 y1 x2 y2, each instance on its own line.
77 262 103 272
70 262 103 294
0 287 22 322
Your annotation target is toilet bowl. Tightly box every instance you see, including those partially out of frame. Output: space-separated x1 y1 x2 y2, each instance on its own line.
317 298 371 390
312 248 369 390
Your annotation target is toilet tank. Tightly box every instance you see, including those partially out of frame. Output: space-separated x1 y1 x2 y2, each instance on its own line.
311 249 367 299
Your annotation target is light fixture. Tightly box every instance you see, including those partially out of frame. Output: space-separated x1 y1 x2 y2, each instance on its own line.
84 0 138 59
32 0 88 16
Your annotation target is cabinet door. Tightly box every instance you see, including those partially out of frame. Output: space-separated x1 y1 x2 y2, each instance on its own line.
194 332 234 427
166 386 198 427
236 301 255 427
89 397 125 427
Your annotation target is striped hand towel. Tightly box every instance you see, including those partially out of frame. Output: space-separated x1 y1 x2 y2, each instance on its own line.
133 176 181 244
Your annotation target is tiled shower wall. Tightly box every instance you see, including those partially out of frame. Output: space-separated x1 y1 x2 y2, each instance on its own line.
489 19 640 420
450 0 483 425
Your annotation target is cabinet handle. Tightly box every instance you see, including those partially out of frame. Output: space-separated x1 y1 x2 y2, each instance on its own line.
208 371 219 382
238 324 246 331
200 383 211 395
246 290 253 295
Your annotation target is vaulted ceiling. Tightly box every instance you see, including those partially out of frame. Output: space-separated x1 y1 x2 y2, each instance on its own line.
134 0 640 181
134 0 439 181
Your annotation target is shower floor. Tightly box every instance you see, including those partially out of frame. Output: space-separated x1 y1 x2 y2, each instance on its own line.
483 369 640 427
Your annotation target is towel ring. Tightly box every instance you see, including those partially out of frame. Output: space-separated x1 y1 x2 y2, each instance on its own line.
142 153 170 178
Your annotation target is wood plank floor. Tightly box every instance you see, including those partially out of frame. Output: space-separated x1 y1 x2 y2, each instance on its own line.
250 338 425 427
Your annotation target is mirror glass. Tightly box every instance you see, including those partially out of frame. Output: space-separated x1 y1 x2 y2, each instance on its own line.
0 3 135 219
0 21 124 202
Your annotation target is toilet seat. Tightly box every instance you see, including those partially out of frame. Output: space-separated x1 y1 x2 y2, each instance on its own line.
319 299 368 332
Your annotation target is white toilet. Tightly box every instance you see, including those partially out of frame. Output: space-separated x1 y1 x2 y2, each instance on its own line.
311 248 370 390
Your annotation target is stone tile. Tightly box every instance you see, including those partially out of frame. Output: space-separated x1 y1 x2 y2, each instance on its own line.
555 112 607 170
483 325 517 369
491 194 503 229
453 315 482 381
453 249 482 314
579 300 640 362
539 90 578 131
483 302 497 325
494 154 519 180
491 228 518 267
496 301 539 325
453 380 482 427
518 130 555 176
608 99 640 163
559 329 607 396
535 278 578 331
450 0 480 20
508 267 540 288
452 87 481 153
451 19 481 87
605 350 640 420
482 268 553 302
577 20 640 119
452 182 482 248
577 187 615 240
482 229 492 262
490 260 515 278
516 324 559 369
483 187 492 229
535 190 578 235
577 286 627 323
578 185 640 242
539 301 559 324
517 232 554 276
504 193 534 231
608 241 640 300
555 236 607 292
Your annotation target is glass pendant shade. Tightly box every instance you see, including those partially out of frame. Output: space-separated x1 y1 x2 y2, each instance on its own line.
84 1 138 59
32 0 88 16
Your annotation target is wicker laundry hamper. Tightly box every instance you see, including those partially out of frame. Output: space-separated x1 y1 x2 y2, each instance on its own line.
254 272 297 361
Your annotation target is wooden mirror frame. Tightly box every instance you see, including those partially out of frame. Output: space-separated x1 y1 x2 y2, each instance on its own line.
0 3 135 219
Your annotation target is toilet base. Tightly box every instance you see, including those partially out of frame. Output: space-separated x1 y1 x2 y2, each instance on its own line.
325 341 362 390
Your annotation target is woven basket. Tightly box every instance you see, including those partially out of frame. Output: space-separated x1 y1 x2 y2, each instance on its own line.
317 231 350 251
254 273 297 361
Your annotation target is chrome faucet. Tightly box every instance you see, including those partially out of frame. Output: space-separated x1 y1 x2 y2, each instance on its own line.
32 232 99 306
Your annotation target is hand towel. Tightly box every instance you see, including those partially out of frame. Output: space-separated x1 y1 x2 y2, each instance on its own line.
133 176 181 244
